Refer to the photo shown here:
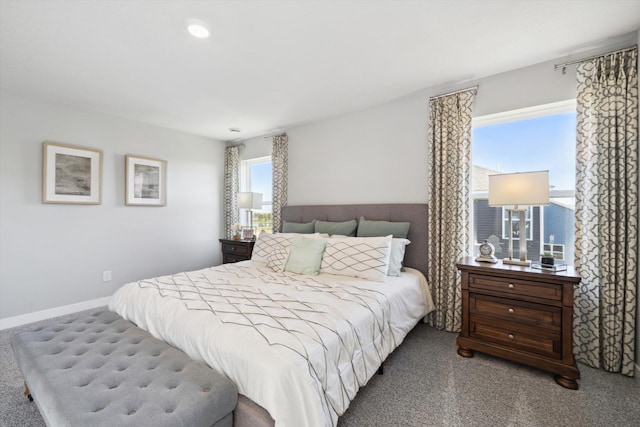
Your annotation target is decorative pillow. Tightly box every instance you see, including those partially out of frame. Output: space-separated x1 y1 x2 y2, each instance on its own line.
276 232 330 239
266 244 290 272
282 220 316 234
314 219 358 236
284 235 327 276
388 238 411 276
320 235 392 282
251 231 294 263
356 217 410 239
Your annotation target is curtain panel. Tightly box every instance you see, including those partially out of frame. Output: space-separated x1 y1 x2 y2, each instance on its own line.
272 134 288 233
574 47 638 376
223 146 240 239
427 90 475 332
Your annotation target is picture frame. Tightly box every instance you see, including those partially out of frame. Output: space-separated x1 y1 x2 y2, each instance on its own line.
242 227 254 240
42 141 102 204
125 155 167 206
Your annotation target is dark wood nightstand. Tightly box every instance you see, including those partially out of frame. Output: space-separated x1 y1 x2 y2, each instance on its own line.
456 256 581 389
219 239 255 264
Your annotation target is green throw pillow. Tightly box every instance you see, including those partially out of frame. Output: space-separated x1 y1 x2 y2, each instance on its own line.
282 220 316 234
357 216 410 238
314 219 358 236
284 235 327 275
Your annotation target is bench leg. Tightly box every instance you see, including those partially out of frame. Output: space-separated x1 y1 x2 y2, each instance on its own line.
23 382 33 402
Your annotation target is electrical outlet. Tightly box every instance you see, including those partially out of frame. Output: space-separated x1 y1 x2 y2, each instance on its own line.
102 271 112 282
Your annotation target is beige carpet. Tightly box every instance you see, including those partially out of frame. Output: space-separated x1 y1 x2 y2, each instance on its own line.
1 308 639 427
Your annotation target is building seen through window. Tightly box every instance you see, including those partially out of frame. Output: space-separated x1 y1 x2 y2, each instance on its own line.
472 102 576 264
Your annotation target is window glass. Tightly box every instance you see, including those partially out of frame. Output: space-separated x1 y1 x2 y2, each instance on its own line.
502 206 533 240
241 157 272 233
472 103 576 264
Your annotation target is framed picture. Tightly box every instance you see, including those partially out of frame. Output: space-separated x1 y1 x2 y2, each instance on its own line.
42 141 102 204
125 155 167 206
242 227 254 240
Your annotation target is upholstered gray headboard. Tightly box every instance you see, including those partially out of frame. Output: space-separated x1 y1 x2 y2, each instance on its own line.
281 204 428 278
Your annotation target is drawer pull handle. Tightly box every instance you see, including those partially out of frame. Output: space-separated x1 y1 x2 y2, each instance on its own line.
508 283 515 289
508 334 515 340
508 308 515 314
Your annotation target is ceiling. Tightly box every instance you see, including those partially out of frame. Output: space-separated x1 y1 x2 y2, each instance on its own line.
1 1 639 142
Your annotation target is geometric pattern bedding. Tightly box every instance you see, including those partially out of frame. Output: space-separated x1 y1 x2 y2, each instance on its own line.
265 243 289 272
321 236 392 282
137 264 392 425
110 262 432 427
251 233 295 263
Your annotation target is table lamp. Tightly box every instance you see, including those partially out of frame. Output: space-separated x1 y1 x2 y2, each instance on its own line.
237 192 263 233
488 171 549 266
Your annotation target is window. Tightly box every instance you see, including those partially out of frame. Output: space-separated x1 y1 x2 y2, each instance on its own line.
502 206 533 240
471 101 576 264
240 156 272 233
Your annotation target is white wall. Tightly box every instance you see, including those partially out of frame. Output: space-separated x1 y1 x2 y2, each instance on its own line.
284 57 576 206
473 58 576 117
286 94 429 205
0 92 225 321
239 34 632 207
236 135 272 161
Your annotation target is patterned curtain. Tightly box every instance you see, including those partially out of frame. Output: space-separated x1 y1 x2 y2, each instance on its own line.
574 47 638 377
427 89 475 332
223 146 240 239
272 133 288 233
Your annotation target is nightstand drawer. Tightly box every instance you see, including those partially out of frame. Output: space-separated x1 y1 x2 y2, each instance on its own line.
469 274 562 302
219 239 255 264
222 243 251 256
470 318 562 359
223 254 248 264
470 294 561 331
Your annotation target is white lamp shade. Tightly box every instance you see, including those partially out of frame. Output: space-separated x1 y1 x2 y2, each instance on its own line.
488 171 549 207
237 192 263 209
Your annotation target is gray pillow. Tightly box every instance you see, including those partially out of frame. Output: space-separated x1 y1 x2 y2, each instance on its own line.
357 216 410 238
282 220 316 234
314 219 357 236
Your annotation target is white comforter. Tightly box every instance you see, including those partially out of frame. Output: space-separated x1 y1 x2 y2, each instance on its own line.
109 261 434 427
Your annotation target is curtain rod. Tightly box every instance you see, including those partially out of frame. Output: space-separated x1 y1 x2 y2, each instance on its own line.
554 45 637 72
429 85 478 100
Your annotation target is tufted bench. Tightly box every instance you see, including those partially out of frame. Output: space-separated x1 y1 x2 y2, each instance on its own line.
11 310 237 427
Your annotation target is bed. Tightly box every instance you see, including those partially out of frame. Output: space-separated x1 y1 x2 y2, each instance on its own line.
109 204 433 427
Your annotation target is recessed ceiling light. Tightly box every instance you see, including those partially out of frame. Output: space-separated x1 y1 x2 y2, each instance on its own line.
186 19 210 38
229 128 241 133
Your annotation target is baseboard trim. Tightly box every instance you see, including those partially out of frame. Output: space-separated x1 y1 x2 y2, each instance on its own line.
0 297 111 330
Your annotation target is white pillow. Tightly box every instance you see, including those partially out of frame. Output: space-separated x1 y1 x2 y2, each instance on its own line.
320 235 392 282
251 231 294 263
266 244 290 272
388 238 411 276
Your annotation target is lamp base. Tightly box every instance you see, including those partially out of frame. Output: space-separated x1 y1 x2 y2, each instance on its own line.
502 258 532 267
